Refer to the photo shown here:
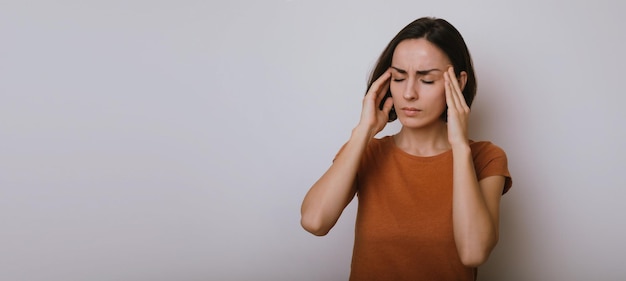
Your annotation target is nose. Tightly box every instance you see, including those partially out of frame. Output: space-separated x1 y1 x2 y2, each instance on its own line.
402 78 418 101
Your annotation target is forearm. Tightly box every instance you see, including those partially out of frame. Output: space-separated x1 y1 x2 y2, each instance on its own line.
451 144 498 266
300 126 373 236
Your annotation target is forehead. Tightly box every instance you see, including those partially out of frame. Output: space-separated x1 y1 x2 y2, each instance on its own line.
391 38 450 69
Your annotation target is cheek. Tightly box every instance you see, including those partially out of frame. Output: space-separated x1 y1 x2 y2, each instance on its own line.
389 83 401 98
423 84 447 111
436 85 446 102
421 84 446 99
435 87 447 107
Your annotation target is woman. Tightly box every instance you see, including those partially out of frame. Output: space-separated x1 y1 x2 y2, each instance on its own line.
300 17 512 280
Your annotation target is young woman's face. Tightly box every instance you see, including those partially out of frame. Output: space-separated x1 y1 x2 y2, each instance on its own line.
390 38 451 129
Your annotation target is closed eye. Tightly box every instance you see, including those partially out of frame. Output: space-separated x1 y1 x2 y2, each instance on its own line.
421 80 434 84
392 78 405 82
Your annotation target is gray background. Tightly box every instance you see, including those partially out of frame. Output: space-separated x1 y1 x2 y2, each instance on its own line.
2 0 625 280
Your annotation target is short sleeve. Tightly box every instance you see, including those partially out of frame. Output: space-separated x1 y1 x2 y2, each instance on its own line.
472 142 513 194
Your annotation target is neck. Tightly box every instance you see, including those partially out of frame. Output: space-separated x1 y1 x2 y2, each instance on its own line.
393 121 450 157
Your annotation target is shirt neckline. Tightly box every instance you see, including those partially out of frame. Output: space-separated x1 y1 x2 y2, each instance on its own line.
380 135 452 162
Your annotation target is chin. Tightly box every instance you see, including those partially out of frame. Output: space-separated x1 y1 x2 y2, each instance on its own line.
398 116 444 129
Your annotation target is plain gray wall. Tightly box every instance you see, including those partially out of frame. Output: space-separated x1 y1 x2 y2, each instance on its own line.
2 1 625 280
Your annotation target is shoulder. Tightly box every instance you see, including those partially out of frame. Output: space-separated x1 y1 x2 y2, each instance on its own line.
365 135 394 153
358 136 398 168
334 135 394 161
470 140 507 161
470 140 512 194
372 135 393 145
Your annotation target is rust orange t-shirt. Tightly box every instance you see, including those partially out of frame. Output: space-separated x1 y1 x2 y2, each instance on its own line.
348 136 512 281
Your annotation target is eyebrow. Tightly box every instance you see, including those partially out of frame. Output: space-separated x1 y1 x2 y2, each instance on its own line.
390 66 442 75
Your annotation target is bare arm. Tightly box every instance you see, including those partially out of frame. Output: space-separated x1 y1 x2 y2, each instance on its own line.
451 146 505 267
300 69 393 236
300 127 369 236
444 67 505 266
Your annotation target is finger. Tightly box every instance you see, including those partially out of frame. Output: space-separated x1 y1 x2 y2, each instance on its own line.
369 70 391 110
444 71 456 109
367 69 392 99
446 67 462 108
381 94 394 116
374 78 391 107
447 67 468 110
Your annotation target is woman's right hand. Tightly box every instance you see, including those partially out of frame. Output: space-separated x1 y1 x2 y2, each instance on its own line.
302 70 392 236
357 69 394 138
302 70 393 236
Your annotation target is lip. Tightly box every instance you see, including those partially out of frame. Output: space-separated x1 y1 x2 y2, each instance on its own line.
401 107 421 117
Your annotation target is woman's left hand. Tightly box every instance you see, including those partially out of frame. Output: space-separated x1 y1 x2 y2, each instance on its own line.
444 67 470 147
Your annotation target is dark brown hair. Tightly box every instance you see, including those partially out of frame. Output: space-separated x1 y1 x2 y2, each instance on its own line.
368 17 477 122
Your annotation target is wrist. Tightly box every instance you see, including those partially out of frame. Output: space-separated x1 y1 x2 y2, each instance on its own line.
352 124 376 142
451 142 471 154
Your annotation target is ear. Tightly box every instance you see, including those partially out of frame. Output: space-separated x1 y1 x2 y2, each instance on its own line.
458 71 468 92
